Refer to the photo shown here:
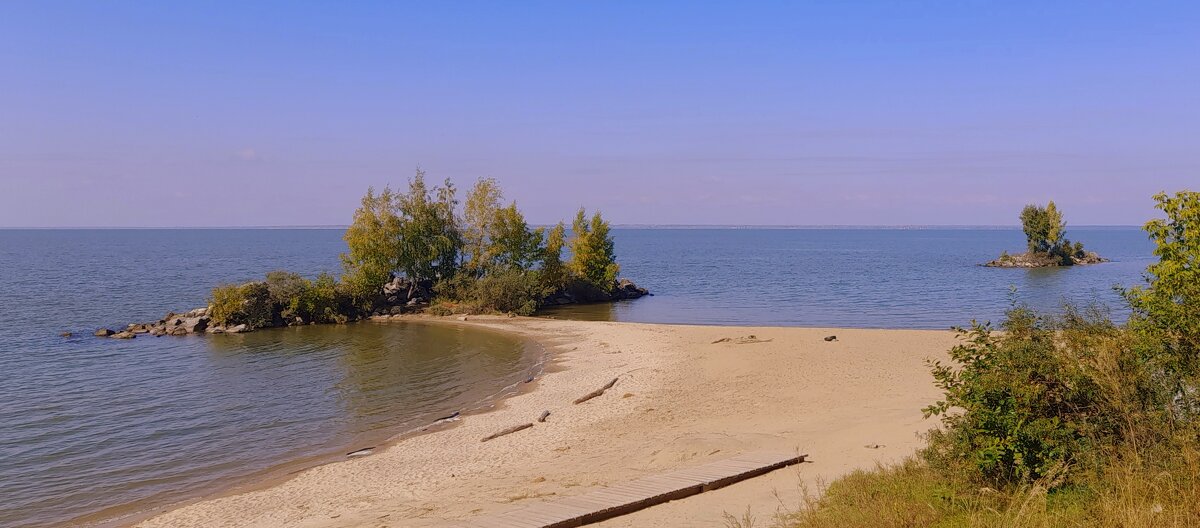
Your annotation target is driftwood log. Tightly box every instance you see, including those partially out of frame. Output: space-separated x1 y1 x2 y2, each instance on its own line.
538 410 551 422
481 423 533 442
574 377 619 404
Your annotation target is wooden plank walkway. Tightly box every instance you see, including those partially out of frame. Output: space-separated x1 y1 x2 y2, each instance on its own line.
451 451 806 528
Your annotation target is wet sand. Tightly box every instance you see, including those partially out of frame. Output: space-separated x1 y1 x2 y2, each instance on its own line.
135 316 957 527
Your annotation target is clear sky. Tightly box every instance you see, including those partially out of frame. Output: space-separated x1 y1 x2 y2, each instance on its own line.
2 1 1197 227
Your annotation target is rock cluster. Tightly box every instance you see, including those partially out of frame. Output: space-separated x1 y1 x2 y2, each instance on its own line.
371 276 435 316
94 307 252 339
543 278 651 306
985 251 1109 268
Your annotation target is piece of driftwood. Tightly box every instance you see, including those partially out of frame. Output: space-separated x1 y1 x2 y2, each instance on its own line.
481 423 533 442
712 335 773 345
574 377 619 404
538 410 551 422
824 335 838 342
435 411 461 422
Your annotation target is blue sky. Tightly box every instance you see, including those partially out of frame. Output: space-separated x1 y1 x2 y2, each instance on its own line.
1 1 1197 227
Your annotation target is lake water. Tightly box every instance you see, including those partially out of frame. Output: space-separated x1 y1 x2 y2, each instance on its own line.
551 227 1156 328
0 230 542 528
0 227 1156 527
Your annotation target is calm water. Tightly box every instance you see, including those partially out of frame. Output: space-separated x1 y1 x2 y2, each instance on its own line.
0 230 541 528
549 227 1156 328
0 227 1155 527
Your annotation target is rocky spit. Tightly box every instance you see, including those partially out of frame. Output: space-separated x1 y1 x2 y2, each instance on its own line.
93 307 247 340
94 276 651 339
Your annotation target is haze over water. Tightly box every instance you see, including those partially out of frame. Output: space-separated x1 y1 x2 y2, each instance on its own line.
0 226 1154 527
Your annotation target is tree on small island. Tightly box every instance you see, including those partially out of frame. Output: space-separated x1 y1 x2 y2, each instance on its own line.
986 200 1107 267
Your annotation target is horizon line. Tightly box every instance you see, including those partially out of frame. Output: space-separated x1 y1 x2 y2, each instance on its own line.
0 224 1145 230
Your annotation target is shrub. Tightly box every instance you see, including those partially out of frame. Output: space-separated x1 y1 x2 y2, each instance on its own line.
208 281 273 329
924 309 1104 484
922 305 1172 486
435 269 549 316
291 272 341 323
265 270 310 313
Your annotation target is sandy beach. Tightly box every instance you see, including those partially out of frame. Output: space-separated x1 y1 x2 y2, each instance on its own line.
135 316 957 528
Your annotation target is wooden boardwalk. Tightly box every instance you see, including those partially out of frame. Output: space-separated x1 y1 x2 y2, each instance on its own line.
452 451 806 528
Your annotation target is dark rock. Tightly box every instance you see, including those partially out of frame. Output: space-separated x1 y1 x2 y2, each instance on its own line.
94 328 115 337
613 278 650 300
180 317 209 333
824 335 838 342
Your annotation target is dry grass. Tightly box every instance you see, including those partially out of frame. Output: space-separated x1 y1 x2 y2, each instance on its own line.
774 442 1200 528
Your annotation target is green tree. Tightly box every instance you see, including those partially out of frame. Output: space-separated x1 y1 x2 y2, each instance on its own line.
1020 201 1067 254
341 186 401 304
462 177 503 274
540 222 568 289
490 203 545 271
461 178 543 274
341 170 463 308
1125 190 1200 378
395 169 462 283
569 208 620 291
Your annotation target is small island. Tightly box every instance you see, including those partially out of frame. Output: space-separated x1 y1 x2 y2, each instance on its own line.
96 172 648 338
985 201 1107 268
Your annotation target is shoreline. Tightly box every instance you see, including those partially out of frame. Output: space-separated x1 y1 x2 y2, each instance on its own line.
130 316 958 527
77 320 550 528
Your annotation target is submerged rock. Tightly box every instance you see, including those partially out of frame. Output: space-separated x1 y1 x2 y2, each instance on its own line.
94 328 115 337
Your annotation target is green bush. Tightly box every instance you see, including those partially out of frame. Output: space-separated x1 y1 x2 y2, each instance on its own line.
435 269 549 316
924 310 1100 484
291 272 341 323
920 306 1171 486
208 281 274 329
265 270 310 308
